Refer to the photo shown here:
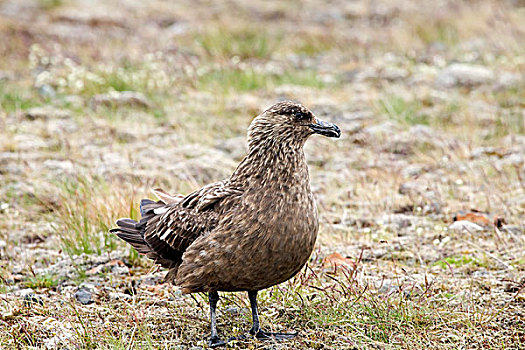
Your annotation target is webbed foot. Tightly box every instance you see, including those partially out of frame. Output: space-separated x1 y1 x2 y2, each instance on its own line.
250 328 298 341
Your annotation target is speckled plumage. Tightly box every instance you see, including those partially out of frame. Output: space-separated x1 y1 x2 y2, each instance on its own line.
111 101 340 345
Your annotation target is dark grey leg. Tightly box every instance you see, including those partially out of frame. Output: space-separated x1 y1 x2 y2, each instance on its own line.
208 291 226 348
248 290 261 334
248 290 297 341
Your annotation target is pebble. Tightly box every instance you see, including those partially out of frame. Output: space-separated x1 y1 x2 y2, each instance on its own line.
436 63 494 87
91 91 152 108
224 306 249 316
495 71 522 89
24 107 71 120
449 220 484 232
109 292 132 301
377 214 415 229
74 287 94 305
37 84 56 99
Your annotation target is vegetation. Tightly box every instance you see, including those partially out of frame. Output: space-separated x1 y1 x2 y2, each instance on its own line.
0 0 524 349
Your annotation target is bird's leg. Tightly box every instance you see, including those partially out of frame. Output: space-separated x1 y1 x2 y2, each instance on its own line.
248 290 297 341
208 291 226 348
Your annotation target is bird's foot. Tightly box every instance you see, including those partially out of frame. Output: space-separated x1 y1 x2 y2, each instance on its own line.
250 328 298 341
209 335 226 348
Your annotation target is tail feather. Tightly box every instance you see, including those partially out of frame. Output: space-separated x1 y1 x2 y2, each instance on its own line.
140 199 158 216
114 218 139 229
110 218 151 254
111 198 178 270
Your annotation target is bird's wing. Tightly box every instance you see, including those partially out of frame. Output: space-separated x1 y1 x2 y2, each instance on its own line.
151 188 185 205
143 180 242 260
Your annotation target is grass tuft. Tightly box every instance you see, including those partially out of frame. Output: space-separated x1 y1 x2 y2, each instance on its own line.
50 176 140 256
195 27 281 60
24 273 61 289
376 95 429 126
197 67 327 92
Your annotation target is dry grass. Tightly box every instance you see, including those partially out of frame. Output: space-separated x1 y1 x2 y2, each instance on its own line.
0 0 524 349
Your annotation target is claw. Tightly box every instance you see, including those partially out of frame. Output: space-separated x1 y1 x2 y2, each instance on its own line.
209 335 226 348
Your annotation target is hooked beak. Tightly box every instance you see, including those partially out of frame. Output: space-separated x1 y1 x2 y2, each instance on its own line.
308 118 341 138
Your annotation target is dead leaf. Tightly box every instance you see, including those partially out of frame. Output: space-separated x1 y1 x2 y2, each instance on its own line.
453 210 505 228
323 252 356 269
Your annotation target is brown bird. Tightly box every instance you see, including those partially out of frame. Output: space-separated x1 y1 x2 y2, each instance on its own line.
110 101 340 347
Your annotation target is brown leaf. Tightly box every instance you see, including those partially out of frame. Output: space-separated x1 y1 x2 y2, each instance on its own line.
322 252 356 269
453 210 505 228
108 259 125 266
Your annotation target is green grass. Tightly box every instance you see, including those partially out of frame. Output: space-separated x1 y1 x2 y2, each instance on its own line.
195 27 282 60
377 96 429 125
289 32 340 56
1 1 525 349
0 83 40 113
37 0 63 9
415 19 459 46
24 273 61 289
376 95 429 126
433 255 484 269
197 67 327 92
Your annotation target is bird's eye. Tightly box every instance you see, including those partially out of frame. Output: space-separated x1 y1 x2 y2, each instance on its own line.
294 112 310 122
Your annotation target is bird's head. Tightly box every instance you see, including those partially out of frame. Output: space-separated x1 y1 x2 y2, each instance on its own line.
247 101 340 150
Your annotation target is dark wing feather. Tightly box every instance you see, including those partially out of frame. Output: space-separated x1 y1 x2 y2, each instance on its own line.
144 180 242 264
112 180 242 273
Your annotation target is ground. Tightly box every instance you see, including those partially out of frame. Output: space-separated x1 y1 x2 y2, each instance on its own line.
0 0 524 349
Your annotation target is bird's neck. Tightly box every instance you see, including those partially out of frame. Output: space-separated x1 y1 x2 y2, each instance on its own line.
230 141 309 186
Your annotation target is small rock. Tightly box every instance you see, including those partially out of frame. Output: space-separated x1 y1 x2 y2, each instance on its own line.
0 71 9 81
17 288 36 297
376 279 399 294
63 95 84 108
24 107 71 120
399 181 434 197
166 21 189 36
111 263 129 275
377 214 414 229
363 121 401 136
495 72 521 89
109 292 132 301
38 84 56 99
436 64 494 87
224 306 248 316
449 220 484 232
43 159 74 174
380 66 408 81
401 164 426 178
87 260 129 275
472 270 491 278
470 147 507 159
91 91 152 108
74 287 93 305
